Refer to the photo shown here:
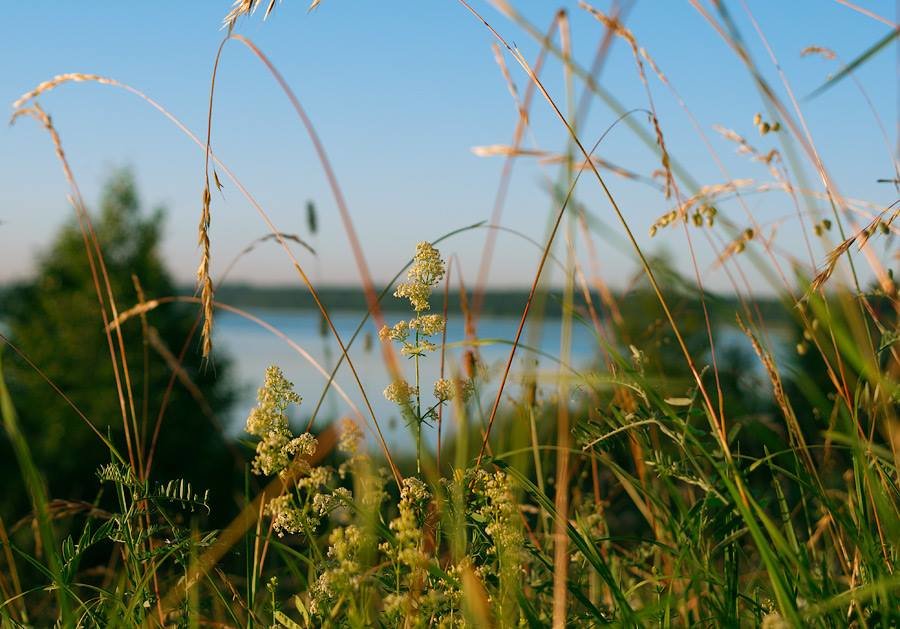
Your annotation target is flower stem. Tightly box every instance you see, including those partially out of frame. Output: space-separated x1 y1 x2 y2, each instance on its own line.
414 326 422 474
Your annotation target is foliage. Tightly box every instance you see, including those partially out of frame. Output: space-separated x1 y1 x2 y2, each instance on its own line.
0 170 237 520
1 2 899 627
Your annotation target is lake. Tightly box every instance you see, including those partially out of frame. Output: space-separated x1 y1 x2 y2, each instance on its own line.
215 307 601 451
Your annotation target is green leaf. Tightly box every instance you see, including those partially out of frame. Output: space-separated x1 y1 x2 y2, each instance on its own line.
807 28 900 99
275 610 304 629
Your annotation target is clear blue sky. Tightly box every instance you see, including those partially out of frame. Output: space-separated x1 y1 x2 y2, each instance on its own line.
1 1 896 294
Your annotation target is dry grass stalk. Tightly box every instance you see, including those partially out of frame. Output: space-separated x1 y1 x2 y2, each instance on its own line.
811 203 899 291
12 73 116 109
12 500 113 534
472 144 652 183
226 35 406 436
11 65 403 486
736 316 834 515
223 0 278 29
577 4 726 454
0 517 26 624
159 426 337 610
832 0 898 28
649 179 754 237
147 327 215 420
10 103 142 476
491 42 527 126
197 183 213 358
707 0 892 295
458 0 730 471
436 257 453 472
105 295 366 425
713 125 785 179
470 144 548 158
713 228 756 268
224 0 320 27
800 45 837 60
580 1 674 199
472 11 557 323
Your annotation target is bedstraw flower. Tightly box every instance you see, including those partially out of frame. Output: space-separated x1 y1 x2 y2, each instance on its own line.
383 379 416 405
409 313 445 336
245 365 316 477
393 241 446 312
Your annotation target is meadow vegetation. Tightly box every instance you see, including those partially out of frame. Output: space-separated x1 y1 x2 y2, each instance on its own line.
0 1 898 627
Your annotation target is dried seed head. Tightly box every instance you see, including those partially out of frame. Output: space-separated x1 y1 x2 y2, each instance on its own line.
197 183 214 357
13 73 117 109
801 46 836 60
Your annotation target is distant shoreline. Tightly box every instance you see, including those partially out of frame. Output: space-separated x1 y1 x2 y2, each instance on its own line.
190 283 791 322
0 281 793 321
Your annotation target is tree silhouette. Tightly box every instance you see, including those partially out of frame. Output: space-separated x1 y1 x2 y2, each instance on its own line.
1 169 238 522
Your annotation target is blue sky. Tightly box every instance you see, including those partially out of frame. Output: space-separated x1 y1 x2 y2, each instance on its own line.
1 1 896 294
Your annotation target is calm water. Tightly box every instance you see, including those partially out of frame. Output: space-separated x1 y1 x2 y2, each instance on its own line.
215 308 599 450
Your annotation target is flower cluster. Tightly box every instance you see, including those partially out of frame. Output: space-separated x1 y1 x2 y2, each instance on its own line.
337 419 371 483
378 320 409 343
266 494 316 537
379 243 473 467
470 470 523 557
394 242 446 312
309 524 370 616
410 313 445 336
337 418 364 455
380 242 447 361
381 477 431 570
432 377 474 403
245 366 316 476
383 379 416 405
467 469 524 623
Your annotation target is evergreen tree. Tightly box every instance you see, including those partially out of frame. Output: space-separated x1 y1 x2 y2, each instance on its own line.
1 169 238 521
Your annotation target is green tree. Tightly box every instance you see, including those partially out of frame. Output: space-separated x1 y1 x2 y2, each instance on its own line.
1 169 238 521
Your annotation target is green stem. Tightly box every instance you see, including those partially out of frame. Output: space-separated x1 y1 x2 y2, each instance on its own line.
415 326 422 475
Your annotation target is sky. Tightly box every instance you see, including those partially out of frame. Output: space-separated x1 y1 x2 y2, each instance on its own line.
0 0 896 295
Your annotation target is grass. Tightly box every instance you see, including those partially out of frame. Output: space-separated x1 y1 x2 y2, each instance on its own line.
1 1 898 627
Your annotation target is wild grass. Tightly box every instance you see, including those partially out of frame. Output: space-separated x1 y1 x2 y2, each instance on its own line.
1 1 898 627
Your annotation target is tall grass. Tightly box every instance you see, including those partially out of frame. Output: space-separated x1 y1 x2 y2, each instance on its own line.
1 1 898 627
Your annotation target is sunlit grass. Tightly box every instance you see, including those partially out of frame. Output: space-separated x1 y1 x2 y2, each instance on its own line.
1 1 898 627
